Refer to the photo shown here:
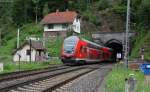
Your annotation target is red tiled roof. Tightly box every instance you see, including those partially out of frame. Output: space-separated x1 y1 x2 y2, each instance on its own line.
41 11 77 24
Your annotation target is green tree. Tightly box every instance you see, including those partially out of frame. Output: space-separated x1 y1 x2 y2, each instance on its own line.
43 3 49 16
12 0 34 26
97 0 112 10
0 2 14 45
137 0 150 28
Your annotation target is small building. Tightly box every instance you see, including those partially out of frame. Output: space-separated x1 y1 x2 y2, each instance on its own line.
41 10 80 38
13 40 48 62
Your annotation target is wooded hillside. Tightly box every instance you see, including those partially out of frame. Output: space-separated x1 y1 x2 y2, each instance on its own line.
0 0 149 59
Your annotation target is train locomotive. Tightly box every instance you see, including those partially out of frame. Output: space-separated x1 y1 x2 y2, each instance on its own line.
61 36 115 64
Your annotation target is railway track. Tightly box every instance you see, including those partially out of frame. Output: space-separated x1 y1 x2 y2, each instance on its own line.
0 63 113 92
0 65 69 82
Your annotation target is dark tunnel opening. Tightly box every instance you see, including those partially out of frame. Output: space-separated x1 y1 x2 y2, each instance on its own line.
105 40 123 61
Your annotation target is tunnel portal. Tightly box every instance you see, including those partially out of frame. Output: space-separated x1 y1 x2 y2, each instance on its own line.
105 39 123 60
92 32 135 61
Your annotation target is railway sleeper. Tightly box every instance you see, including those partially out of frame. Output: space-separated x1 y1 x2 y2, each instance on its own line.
10 69 94 92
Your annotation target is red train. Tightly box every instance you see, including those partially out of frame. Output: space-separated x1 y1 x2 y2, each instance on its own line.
61 36 116 64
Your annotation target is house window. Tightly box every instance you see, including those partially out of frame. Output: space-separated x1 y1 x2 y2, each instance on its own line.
39 51 41 56
26 50 31 55
62 23 68 29
48 24 54 29
76 18 79 22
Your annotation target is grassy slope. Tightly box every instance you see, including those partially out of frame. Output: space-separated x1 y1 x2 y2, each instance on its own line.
131 30 150 60
0 23 43 63
105 65 150 92
0 23 43 55
2 59 62 74
0 23 64 73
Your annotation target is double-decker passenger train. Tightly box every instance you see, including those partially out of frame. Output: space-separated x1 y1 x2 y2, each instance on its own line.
61 36 115 64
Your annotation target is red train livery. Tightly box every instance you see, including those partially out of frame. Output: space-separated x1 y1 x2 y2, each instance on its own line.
61 36 115 64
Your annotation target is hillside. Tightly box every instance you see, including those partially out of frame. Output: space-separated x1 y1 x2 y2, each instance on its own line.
0 23 43 62
131 30 150 60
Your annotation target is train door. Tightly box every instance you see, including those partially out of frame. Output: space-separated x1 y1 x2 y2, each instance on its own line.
80 46 87 55
101 48 109 61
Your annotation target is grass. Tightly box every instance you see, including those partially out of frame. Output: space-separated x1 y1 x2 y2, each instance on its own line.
131 30 150 60
0 59 62 74
105 64 150 92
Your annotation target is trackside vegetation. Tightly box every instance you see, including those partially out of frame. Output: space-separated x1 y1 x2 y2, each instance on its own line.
131 30 150 60
105 65 150 92
1 59 62 74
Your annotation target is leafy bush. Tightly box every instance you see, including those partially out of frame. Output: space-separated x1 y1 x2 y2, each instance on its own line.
131 30 150 60
46 37 63 57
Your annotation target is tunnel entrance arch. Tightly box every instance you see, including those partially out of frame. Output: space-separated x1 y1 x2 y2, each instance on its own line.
105 39 123 60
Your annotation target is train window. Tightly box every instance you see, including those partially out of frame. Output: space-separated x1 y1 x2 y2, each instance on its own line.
83 46 86 53
64 43 75 54
63 36 78 54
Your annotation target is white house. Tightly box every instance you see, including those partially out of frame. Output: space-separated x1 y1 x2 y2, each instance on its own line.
41 10 80 38
13 40 47 62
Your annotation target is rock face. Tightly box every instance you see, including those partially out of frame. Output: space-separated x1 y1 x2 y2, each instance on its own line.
80 8 125 33
99 9 125 32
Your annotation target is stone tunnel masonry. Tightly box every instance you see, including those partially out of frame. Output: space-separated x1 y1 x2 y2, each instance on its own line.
92 32 135 59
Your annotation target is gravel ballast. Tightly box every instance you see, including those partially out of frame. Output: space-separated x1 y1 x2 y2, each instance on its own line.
53 68 110 92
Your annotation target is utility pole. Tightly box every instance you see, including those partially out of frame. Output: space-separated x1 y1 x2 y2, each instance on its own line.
30 39 32 62
17 28 20 48
35 5 38 24
43 33 45 47
0 28 1 46
124 0 130 68
35 0 39 24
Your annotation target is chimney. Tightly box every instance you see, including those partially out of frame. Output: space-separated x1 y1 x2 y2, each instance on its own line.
56 9 59 13
66 9 69 12
56 9 59 15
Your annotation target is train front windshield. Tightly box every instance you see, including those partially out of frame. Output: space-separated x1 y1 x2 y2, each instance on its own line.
63 36 78 54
